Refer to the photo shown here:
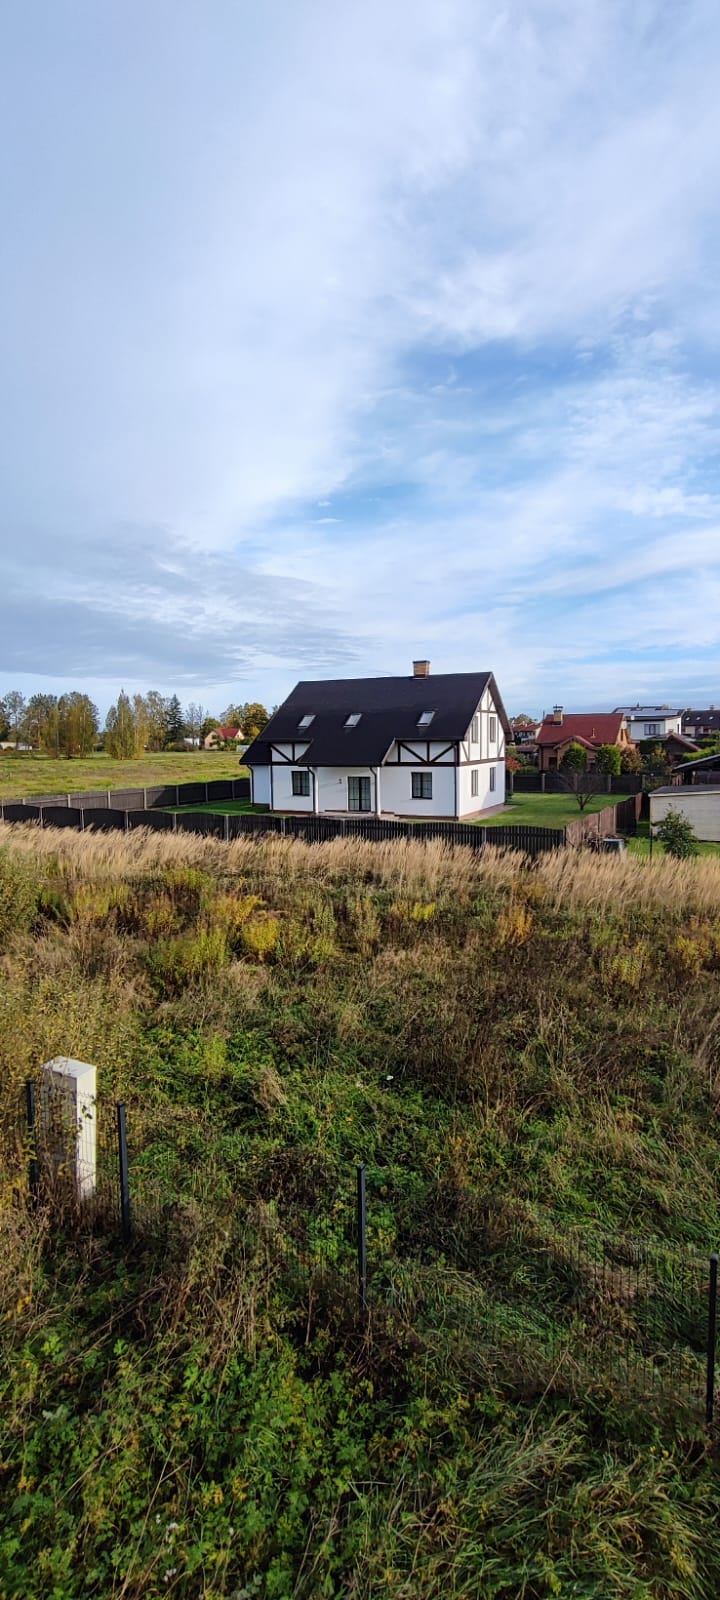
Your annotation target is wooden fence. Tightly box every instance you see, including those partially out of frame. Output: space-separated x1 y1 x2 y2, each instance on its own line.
0 781 643 857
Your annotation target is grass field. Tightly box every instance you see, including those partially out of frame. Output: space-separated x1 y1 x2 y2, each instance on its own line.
0 750 247 799
627 818 720 857
482 791 612 826
2 826 720 1597
169 792 615 827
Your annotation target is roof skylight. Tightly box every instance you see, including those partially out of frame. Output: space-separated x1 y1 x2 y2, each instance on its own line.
344 712 362 728
297 714 315 729
417 710 435 728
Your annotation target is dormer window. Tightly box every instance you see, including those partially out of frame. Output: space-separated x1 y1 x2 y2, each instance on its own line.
417 710 435 728
297 714 315 730
344 712 362 728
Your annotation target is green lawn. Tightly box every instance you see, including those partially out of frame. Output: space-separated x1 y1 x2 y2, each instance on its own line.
481 791 614 828
169 792 615 830
168 798 266 815
627 819 720 858
0 750 248 800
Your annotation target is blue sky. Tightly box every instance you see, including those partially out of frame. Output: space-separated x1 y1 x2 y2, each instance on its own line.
1 0 720 718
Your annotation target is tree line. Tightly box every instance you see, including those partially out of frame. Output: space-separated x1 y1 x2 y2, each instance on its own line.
0 691 271 758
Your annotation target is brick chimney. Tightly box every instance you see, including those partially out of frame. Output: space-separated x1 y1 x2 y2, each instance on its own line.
413 659 431 677
552 705 564 725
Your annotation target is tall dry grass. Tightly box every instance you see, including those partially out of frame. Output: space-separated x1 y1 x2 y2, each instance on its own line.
3 819 720 913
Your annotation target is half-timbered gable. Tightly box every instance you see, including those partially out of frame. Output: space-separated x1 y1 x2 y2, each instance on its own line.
243 662 510 819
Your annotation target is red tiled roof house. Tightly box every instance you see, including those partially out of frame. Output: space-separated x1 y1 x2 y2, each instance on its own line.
536 707 631 771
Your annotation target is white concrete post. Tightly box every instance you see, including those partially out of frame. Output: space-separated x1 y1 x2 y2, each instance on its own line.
41 1057 97 1199
374 766 382 817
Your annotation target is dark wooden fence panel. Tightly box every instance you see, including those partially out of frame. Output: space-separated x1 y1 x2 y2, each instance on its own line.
232 777 251 799
41 806 83 829
126 809 176 831
227 813 285 837
1 803 40 822
143 785 178 809
176 783 207 808
175 810 225 836
82 809 128 832
205 780 234 801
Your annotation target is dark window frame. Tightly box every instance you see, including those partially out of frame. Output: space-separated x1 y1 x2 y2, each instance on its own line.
412 771 433 800
291 770 310 796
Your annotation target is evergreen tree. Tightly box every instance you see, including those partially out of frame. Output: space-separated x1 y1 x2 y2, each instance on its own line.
655 810 699 859
164 694 186 747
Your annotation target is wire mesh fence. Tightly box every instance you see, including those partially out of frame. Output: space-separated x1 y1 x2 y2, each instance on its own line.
5 1083 718 1426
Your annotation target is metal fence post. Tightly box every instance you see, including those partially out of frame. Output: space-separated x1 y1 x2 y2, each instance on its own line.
356 1162 368 1321
25 1080 40 1201
706 1254 718 1428
117 1102 132 1243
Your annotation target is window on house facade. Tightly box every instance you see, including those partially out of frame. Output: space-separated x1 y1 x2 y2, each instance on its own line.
489 768 496 791
471 768 479 797
644 722 659 736
417 710 435 728
297 714 315 730
489 715 497 743
471 716 479 743
292 770 310 796
412 772 432 800
345 712 362 728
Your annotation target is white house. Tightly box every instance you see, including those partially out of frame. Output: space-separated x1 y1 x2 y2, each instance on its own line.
614 705 683 743
242 661 510 819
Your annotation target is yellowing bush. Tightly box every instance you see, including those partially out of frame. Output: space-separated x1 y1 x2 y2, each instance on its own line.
240 915 281 961
71 881 131 922
208 893 264 945
497 905 534 946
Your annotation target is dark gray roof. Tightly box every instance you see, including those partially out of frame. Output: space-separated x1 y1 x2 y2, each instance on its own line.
682 709 720 731
243 671 510 767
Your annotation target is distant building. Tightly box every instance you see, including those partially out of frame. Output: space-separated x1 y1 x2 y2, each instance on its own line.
682 708 720 739
614 705 683 743
204 725 243 749
536 707 631 771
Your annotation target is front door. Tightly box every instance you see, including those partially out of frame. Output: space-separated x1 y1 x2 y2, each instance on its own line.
348 775 371 812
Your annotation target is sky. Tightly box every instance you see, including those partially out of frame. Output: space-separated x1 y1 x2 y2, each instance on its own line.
1 0 720 721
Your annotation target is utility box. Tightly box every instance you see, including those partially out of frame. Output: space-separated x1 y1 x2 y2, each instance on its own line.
40 1057 97 1199
600 836 627 854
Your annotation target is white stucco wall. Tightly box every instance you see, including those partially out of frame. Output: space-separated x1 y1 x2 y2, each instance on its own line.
315 767 378 812
380 764 456 817
457 763 503 816
627 715 682 742
649 789 720 842
251 766 271 805
270 764 314 811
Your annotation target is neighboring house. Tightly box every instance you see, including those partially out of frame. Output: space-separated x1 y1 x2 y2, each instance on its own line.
614 705 683 743
674 751 720 784
204 725 242 749
650 787 720 842
682 708 720 739
663 733 699 763
536 708 631 771
510 717 539 748
242 660 510 818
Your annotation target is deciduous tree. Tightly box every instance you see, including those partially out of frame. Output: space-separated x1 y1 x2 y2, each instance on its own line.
105 691 136 758
595 744 622 776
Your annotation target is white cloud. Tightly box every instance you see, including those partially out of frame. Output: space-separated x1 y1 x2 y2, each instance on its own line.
1 0 720 708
